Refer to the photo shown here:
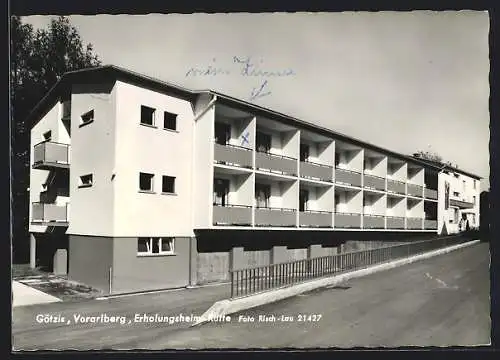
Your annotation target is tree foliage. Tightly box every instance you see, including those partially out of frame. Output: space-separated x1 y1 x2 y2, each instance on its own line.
10 16 101 262
413 150 443 163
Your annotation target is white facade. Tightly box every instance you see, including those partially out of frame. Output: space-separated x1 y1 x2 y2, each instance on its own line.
29 66 481 240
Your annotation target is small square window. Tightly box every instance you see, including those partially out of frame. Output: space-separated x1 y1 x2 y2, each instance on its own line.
141 105 156 126
139 172 154 192
42 131 52 142
162 176 176 193
164 111 177 131
80 110 94 127
78 174 93 188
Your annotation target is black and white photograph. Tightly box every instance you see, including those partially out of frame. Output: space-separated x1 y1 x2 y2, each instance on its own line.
10 10 491 350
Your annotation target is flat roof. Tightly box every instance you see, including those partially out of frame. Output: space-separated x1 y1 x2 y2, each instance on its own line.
26 64 481 180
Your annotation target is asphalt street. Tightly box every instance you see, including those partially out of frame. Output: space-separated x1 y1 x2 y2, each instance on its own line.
12 242 490 350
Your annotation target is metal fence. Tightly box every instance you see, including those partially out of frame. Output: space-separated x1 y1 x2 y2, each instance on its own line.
229 235 474 298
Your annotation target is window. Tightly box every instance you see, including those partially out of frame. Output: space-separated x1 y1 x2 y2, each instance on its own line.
473 180 477 189
300 144 310 162
453 191 460 197
473 196 476 205
140 105 156 126
80 109 94 127
139 172 154 192
255 183 271 208
213 178 230 206
462 180 466 192
454 208 459 224
299 189 309 211
162 175 176 194
256 131 271 153
42 131 52 142
78 174 93 188
214 122 231 145
164 111 177 131
137 237 175 255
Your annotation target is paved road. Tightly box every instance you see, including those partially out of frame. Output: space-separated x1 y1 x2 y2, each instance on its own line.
12 242 490 350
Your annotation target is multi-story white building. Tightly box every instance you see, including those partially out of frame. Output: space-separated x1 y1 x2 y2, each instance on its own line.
27 65 481 294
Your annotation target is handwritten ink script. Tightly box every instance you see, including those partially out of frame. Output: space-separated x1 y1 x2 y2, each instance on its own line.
185 56 296 101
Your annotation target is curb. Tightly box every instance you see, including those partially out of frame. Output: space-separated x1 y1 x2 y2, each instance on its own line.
192 239 480 326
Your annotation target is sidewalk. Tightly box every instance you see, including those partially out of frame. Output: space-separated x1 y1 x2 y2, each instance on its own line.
12 281 62 308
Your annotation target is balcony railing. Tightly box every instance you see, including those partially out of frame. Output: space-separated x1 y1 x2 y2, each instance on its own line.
407 183 423 198
424 219 438 230
299 210 332 228
363 214 385 229
386 216 405 229
335 167 362 187
255 207 297 227
449 199 474 209
300 160 333 182
214 143 253 169
213 204 252 226
387 179 406 195
256 151 297 176
334 212 362 228
33 141 70 170
31 202 69 226
424 187 438 200
407 217 423 230
363 174 386 191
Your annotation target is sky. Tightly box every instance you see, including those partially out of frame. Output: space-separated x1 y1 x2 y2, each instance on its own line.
22 12 490 190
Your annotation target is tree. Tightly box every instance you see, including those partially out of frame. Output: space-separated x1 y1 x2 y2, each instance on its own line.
10 16 101 263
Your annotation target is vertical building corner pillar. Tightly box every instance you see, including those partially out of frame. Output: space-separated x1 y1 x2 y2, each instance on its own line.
30 233 36 269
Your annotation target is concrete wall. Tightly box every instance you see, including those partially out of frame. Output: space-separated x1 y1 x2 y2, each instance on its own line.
281 129 300 159
388 161 407 181
197 252 230 284
112 81 195 237
68 235 113 294
387 196 406 217
193 105 216 229
67 82 116 236
111 237 190 293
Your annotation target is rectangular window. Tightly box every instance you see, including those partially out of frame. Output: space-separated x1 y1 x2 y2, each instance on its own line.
473 180 477 189
80 109 94 127
213 178 230 206
473 196 476 205
140 105 156 126
163 111 177 131
462 180 466 192
334 152 340 167
42 131 52 142
137 237 175 255
255 183 271 208
139 172 154 192
453 191 460 197
300 144 310 162
162 175 176 194
214 122 231 145
256 131 271 153
78 174 93 188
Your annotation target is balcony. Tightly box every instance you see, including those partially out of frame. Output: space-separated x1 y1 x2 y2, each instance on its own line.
214 143 253 169
255 207 297 227
31 202 69 226
256 151 297 176
300 161 333 182
334 212 362 228
363 214 385 229
387 179 406 195
407 183 423 197
213 204 252 226
407 217 423 230
32 141 70 170
335 168 362 187
424 188 438 200
299 210 332 228
363 174 386 191
424 219 438 230
386 216 405 229
450 199 474 209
